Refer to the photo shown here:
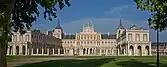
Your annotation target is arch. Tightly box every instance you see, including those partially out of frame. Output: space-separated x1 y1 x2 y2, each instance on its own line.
38 48 42 54
129 46 134 56
22 46 26 55
16 46 19 55
9 46 12 54
90 48 92 54
60 48 64 54
87 48 89 54
137 46 142 56
145 46 149 55
83 48 86 54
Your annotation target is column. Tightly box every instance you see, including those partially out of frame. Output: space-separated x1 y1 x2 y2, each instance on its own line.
92 48 94 54
127 44 129 56
31 48 33 55
88 48 90 55
100 49 102 55
124 49 126 56
79 48 83 56
7 47 9 55
27 48 29 55
142 44 145 56
111 49 113 55
117 48 119 56
25 45 28 55
134 44 137 56
19 46 22 55
37 48 39 55
58 48 60 54
85 48 87 55
42 48 44 55
53 48 54 55
69 49 73 55
47 48 49 55
94 48 96 55
13 45 16 55
149 44 152 56
64 49 66 55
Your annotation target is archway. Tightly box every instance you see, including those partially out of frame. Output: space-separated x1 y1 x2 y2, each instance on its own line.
9 46 12 54
137 46 142 56
16 46 19 55
87 48 89 54
83 48 86 54
38 48 42 54
129 46 134 56
145 46 149 55
22 46 26 55
90 48 92 54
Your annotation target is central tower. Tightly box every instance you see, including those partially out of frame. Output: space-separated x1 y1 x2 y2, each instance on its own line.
82 22 95 33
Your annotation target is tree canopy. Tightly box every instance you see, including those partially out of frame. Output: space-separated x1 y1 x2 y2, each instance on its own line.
0 0 70 67
134 0 167 32
10 0 70 34
31 29 41 33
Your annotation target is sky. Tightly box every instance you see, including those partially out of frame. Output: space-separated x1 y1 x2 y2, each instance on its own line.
32 0 167 42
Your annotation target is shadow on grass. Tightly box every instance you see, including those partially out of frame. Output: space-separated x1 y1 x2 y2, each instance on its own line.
15 58 116 67
116 59 167 67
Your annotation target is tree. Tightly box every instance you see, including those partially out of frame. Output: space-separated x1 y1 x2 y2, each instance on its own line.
0 0 70 67
134 0 167 67
32 29 41 33
134 0 167 31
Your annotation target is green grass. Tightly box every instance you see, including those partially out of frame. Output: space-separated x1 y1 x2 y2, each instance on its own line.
7 56 167 67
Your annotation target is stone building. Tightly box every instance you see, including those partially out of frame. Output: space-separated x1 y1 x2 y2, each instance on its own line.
51 19 151 56
7 31 62 56
116 19 151 56
151 42 167 56
7 19 152 56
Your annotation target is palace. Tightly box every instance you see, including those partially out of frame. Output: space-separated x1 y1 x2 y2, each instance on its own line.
7 19 152 56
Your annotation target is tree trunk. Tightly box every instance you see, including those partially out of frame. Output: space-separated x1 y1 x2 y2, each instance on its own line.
0 44 7 67
0 0 15 67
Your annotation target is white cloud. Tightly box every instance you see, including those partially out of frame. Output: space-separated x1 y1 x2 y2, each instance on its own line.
104 5 136 17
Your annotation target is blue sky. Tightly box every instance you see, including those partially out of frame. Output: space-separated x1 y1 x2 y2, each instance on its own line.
32 0 167 42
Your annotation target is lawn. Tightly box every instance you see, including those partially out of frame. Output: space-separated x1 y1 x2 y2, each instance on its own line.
7 56 167 67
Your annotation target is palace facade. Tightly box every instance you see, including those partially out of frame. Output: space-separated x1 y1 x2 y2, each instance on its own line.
7 19 152 56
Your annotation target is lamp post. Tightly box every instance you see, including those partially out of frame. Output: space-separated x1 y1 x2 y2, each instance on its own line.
148 18 160 67
156 22 160 67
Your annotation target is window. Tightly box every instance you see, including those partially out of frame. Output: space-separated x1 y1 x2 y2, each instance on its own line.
108 41 110 43
108 50 110 53
136 34 140 41
81 36 83 39
26 35 29 41
90 36 92 40
19 35 21 41
13 35 17 42
143 34 147 41
128 34 132 41
22 35 24 41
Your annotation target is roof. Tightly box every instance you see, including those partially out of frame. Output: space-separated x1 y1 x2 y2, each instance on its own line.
63 35 75 39
117 19 124 29
101 34 116 39
55 19 62 29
